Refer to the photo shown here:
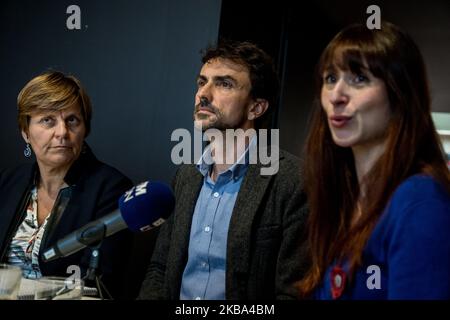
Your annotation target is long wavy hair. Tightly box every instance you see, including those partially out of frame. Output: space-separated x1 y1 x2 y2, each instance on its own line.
298 21 450 297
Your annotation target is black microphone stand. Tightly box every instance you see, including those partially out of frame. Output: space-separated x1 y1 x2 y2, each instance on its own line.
83 242 113 300
78 223 114 300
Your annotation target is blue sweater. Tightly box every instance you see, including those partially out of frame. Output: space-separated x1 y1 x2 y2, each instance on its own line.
315 175 450 300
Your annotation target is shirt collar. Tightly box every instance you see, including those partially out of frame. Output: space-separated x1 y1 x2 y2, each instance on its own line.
196 135 257 180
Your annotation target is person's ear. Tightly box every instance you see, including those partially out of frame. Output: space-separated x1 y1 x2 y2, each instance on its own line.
248 99 269 121
21 130 29 143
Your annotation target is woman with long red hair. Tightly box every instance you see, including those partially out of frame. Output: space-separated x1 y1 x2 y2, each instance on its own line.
299 21 450 299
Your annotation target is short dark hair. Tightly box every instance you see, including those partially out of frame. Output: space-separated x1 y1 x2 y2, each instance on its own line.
201 40 279 129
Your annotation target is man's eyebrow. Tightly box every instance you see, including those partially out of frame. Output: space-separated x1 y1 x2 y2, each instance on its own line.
196 74 237 81
213 75 237 84
196 74 239 87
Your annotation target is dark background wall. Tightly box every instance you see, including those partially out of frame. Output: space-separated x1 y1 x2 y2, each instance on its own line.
219 0 450 156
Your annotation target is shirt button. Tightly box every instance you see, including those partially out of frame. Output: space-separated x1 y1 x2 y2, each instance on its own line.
201 262 208 268
195 297 201 300
204 226 211 232
213 192 220 198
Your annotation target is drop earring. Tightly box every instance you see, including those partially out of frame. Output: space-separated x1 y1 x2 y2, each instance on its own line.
24 143 32 158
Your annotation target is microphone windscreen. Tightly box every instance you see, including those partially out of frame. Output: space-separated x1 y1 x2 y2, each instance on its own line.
118 181 175 232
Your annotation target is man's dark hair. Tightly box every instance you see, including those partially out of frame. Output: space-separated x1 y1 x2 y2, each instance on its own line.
201 40 280 129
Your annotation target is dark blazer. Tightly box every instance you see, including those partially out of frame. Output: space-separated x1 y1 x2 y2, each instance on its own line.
138 149 309 300
0 145 134 299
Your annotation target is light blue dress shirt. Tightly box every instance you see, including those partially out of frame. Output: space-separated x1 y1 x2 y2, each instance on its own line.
180 138 255 300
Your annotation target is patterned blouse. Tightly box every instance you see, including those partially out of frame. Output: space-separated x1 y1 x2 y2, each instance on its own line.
7 186 52 279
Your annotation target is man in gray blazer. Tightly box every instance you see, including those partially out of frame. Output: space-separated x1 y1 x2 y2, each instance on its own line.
138 40 309 300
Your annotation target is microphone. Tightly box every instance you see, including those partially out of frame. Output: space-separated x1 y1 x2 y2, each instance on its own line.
41 181 175 262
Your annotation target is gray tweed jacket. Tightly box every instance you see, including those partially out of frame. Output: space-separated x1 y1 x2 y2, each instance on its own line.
138 149 309 300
